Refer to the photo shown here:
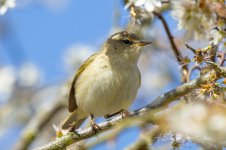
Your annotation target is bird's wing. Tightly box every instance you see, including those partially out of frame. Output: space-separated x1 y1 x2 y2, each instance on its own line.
68 53 98 112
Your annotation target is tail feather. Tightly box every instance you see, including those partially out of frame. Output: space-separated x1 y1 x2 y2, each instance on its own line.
61 109 87 129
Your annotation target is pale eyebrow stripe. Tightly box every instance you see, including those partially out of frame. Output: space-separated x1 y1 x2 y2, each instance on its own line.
111 33 121 40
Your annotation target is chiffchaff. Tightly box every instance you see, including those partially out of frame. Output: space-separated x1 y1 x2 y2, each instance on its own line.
62 31 151 129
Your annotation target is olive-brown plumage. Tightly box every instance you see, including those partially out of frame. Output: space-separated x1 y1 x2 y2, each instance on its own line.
62 31 151 129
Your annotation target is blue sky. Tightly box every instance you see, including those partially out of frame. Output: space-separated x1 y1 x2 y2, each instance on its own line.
0 0 119 82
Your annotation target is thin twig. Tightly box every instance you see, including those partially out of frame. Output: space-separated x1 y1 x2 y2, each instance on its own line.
153 11 189 82
209 44 217 62
34 66 226 150
185 44 196 54
188 65 202 81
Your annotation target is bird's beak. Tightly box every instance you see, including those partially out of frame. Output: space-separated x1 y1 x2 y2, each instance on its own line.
137 41 152 46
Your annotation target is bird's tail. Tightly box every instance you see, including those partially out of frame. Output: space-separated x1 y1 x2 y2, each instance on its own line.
61 109 87 129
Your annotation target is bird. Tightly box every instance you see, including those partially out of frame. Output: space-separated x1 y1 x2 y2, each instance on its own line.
62 31 151 130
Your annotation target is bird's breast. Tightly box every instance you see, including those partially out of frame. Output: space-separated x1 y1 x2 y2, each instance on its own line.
76 54 140 116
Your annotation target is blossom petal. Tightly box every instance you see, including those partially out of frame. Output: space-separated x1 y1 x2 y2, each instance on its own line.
145 1 155 12
135 0 146 6
0 7 8 15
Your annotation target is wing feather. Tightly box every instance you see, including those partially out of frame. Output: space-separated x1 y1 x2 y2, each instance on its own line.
68 53 98 112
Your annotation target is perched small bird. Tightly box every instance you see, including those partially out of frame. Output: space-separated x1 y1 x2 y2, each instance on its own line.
62 31 151 130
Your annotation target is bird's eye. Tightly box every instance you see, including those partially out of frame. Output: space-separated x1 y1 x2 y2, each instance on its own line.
122 39 133 45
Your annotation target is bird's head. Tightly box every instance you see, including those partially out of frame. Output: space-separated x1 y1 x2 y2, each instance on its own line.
104 31 151 62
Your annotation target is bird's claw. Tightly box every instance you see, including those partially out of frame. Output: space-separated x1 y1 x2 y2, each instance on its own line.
90 114 102 134
90 122 102 134
68 122 81 137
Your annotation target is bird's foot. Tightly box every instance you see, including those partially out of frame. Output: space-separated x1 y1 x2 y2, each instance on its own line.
90 115 102 134
68 122 80 137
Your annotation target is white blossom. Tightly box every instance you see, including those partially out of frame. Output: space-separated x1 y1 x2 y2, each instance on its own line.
134 0 162 12
0 0 16 15
208 115 226 133
168 103 208 136
167 103 226 145
125 0 162 24
171 0 216 40
208 29 223 45
18 63 40 87
0 66 16 102
127 0 162 12
53 124 67 138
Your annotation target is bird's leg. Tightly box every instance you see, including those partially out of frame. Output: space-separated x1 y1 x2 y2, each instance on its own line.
68 122 81 137
90 114 101 133
104 109 130 119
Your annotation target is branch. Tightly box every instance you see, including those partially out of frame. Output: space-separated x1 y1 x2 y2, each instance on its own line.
188 65 202 81
153 11 188 82
13 98 65 150
185 43 196 54
217 52 225 67
34 66 226 150
34 114 125 150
